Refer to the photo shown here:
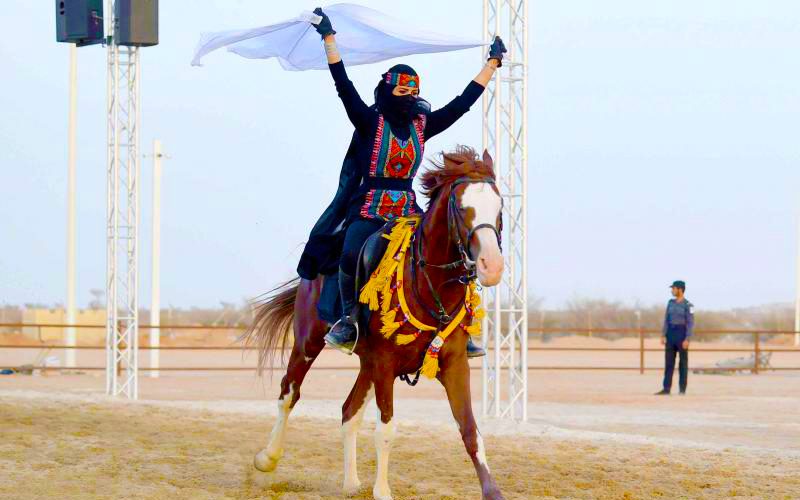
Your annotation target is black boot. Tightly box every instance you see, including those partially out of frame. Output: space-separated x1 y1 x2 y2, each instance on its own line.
466 337 486 358
324 270 359 354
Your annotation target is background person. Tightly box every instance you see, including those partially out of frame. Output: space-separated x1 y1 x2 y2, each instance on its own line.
655 280 694 395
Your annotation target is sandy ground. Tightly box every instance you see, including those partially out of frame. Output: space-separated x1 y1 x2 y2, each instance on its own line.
2 335 799 498
1 366 800 499
1 388 799 500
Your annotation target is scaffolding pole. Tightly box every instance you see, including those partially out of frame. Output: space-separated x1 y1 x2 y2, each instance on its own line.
482 0 529 421
106 0 140 399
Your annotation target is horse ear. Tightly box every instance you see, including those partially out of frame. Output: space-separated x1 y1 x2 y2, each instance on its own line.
482 149 494 171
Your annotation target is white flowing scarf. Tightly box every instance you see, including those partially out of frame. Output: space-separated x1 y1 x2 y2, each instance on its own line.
191 3 488 71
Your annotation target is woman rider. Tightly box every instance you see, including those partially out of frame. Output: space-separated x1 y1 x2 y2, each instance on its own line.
298 8 506 355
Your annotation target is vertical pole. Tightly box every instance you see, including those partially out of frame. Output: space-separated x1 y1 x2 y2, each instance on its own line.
520 0 530 422
480 0 490 418
111 38 120 395
105 3 115 394
482 0 529 421
507 0 517 420
65 44 78 368
753 332 760 375
492 0 502 419
133 48 141 399
795 216 800 346
150 139 162 378
636 310 643 374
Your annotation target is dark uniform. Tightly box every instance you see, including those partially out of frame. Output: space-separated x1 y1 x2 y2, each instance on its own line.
661 295 694 393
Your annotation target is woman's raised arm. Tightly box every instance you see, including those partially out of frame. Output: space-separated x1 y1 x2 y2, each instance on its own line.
312 9 374 133
425 37 506 139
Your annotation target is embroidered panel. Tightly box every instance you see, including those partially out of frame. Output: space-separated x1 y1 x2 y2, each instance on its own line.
368 115 426 179
360 189 417 221
362 115 426 221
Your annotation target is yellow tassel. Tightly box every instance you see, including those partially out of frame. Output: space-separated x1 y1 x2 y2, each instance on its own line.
473 308 486 321
470 293 481 308
381 323 401 338
359 216 418 312
381 308 397 325
466 322 481 336
420 355 439 379
394 333 418 345
380 280 394 313
359 280 380 311
380 311 401 338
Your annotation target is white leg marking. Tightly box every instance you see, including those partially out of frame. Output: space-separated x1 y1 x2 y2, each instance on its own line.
476 431 490 472
342 386 373 495
373 414 397 500
254 386 294 472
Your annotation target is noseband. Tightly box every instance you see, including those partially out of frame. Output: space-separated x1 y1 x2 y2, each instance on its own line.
410 177 503 324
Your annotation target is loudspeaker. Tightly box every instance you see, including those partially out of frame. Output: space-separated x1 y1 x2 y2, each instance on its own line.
56 0 104 46
115 0 158 47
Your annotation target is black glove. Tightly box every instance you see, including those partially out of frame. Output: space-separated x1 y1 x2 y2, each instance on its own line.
488 36 507 67
312 7 336 39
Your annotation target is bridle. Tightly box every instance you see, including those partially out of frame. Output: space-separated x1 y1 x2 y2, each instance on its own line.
410 177 503 325
447 177 503 266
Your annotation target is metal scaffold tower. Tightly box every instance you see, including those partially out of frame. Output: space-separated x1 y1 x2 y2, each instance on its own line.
481 0 529 420
105 0 140 399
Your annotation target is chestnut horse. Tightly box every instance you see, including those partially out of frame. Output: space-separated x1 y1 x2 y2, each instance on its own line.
243 147 505 500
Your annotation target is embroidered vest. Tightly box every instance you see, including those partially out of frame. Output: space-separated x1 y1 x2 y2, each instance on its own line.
360 114 426 220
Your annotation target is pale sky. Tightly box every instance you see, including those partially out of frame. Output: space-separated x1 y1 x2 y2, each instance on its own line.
1 1 799 310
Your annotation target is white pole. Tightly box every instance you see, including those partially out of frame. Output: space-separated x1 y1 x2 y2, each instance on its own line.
65 44 78 369
795 215 800 346
492 3 502 418
150 139 162 377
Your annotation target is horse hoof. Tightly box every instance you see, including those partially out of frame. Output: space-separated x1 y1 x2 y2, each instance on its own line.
372 487 393 500
253 450 279 472
342 479 361 496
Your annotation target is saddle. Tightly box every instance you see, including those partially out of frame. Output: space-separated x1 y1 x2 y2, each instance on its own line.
316 222 393 324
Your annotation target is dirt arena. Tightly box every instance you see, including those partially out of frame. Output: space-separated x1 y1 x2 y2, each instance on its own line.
1 362 799 499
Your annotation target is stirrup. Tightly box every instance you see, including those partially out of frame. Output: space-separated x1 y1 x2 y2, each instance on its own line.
324 317 359 356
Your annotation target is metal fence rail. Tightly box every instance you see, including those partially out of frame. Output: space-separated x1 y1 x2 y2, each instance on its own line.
1 323 798 373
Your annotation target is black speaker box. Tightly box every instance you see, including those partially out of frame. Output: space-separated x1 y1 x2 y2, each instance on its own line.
115 0 158 47
56 0 104 46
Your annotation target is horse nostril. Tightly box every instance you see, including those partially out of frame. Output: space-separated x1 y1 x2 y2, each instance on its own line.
478 255 503 277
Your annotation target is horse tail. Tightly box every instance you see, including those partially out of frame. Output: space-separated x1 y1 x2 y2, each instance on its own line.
240 278 300 375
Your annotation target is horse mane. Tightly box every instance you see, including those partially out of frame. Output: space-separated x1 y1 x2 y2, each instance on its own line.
419 146 495 206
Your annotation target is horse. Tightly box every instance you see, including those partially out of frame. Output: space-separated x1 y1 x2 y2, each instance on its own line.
243 146 506 500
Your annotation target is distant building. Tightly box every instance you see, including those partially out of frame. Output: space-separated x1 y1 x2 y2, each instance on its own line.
21 308 105 344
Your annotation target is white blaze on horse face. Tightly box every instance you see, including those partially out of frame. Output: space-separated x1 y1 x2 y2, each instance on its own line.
461 182 503 286
373 416 397 500
342 386 374 495
254 386 294 472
